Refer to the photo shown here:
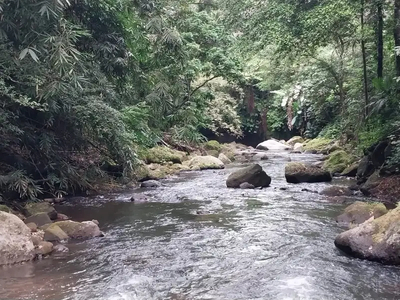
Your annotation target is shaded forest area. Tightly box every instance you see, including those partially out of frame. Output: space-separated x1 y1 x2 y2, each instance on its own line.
1 0 400 201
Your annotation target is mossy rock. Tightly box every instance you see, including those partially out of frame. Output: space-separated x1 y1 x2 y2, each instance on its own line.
143 146 186 164
303 138 333 153
287 136 304 146
25 202 57 220
204 140 222 151
186 156 225 170
323 150 352 173
0 204 12 213
285 162 332 183
336 201 388 228
206 150 220 157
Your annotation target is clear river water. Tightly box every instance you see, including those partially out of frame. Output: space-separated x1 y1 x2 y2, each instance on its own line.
1 152 400 300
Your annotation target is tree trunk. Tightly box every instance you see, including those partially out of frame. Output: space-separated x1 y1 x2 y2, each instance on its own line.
377 0 383 78
361 0 369 118
395 0 400 77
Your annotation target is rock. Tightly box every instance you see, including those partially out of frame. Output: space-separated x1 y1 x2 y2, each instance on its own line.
357 156 375 183
251 152 269 161
56 213 69 221
53 244 69 254
43 224 69 242
92 219 99 226
287 136 304 146
340 162 359 177
206 150 219 157
360 171 384 196
0 204 12 213
25 202 57 220
143 146 186 164
293 143 304 152
336 201 388 228
312 161 324 168
0 211 35 265
218 153 232 164
226 164 271 188
186 156 224 170
54 220 103 239
24 213 52 227
285 162 332 183
204 140 222 151
303 138 333 153
320 186 354 197
256 139 291 151
31 231 44 246
239 182 255 189
323 150 352 174
35 241 53 256
301 188 318 194
25 222 37 232
140 180 161 188
334 206 400 264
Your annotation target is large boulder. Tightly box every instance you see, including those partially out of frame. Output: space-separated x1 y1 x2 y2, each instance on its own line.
186 156 224 170
0 211 35 265
336 201 388 227
143 146 186 164
285 162 332 183
303 138 333 153
256 139 291 151
356 156 375 183
360 171 384 196
293 143 304 152
54 220 102 239
323 150 352 174
334 206 400 265
287 136 304 146
204 140 222 151
25 202 57 220
226 164 271 188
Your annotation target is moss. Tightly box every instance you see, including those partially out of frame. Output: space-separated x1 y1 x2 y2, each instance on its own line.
143 146 186 164
371 206 399 244
204 140 222 151
304 138 333 152
323 150 352 173
0 204 11 213
206 150 219 157
285 162 307 173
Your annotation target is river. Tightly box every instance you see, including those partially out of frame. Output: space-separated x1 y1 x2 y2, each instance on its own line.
1 152 400 300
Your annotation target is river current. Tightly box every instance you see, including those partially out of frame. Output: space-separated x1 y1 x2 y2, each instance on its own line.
1 152 400 300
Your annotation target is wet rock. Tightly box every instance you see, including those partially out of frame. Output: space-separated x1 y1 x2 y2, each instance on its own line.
140 180 161 188
239 182 255 189
31 231 44 246
360 171 384 196
340 162 359 177
92 219 99 226
226 164 271 188
251 152 269 161
186 156 224 170
25 202 57 220
130 194 151 203
218 153 232 164
287 136 304 146
301 188 318 194
54 220 102 239
356 156 375 184
336 201 388 228
53 244 69 254
320 186 354 197
312 161 324 168
35 241 53 256
56 213 69 221
334 206 400 265
279 187 287 191
0 211 35 266
43 224 69 242
25 222 37 232
256 139 291 151
24 213 52 227
285 162 332 183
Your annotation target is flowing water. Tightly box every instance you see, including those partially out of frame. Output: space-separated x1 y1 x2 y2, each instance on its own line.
1 152 400 300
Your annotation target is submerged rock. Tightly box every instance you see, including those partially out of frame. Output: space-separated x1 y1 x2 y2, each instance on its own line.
140 180 161 188
239 182 255 189
285 162 332 183
256 139 291 151
226 164 271 188
54 220 102 239
336 201 388 228
0 211 35 266
35 241 54 256
334 206 400 265
320 186 354 197
53 244 69 254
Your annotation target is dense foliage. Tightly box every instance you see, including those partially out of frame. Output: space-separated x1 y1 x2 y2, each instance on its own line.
2 0 400 200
